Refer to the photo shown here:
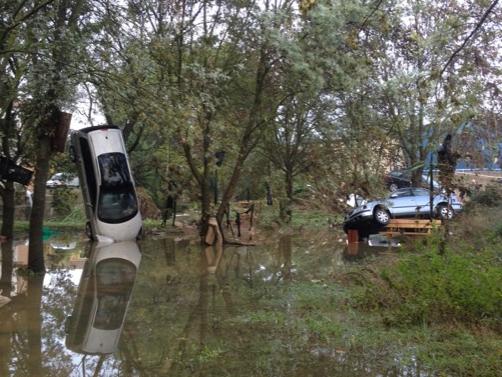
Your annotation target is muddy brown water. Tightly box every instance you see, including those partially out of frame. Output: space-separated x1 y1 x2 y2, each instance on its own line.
0 232 428 377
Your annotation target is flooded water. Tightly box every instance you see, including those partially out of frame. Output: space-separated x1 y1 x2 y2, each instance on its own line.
0 231 428 377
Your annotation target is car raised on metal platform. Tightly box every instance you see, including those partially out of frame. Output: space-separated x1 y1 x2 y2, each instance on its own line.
343 187 462 235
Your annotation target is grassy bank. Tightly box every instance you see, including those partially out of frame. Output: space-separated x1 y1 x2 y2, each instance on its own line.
258 200 341 230
341 191 502 376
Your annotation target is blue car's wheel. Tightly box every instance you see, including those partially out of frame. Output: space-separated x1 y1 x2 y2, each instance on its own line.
374 207 390 225
437 204 454 220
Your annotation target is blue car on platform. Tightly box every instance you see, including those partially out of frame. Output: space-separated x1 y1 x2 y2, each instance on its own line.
343 187 463 233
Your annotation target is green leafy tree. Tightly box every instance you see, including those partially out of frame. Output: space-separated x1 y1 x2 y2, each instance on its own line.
91 0 301 240
0 1 54 239
372 0 501 184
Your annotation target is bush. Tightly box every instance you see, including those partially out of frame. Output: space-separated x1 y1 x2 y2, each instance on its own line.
357 232 502 330
51 187 80 218
469 183 502 207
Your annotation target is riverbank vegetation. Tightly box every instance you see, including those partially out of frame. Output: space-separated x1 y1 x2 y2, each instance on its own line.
340 187 502 376
1 1 501 374
2 188 501 376
2 0 501 268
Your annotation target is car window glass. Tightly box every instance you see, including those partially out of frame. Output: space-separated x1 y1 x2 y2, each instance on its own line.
390 188 412 198
69 275 95 348
394 171 409 178
94 259 136 330
98 153 132 188
97 153 138 223
98 188 138 224
80 138 97 207
412 188 430 196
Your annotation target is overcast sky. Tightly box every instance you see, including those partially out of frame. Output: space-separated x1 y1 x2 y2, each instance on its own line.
70 84 106 130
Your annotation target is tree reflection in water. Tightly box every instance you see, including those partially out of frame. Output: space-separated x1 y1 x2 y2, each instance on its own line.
0 235 432 376
0 269 45 376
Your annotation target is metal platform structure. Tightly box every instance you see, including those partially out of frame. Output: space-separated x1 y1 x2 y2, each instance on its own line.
379 219 442 238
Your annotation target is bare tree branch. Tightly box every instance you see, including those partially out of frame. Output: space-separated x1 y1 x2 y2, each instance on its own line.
439 0 500 78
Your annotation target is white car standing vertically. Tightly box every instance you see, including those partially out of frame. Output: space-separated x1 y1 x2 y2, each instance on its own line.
70 125 142 243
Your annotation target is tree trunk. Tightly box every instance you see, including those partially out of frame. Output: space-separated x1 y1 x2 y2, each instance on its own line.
279 235 292 281
216 155 245 225
1 100 17 240
285 168 294 201
0 240 13 376
198 170 213 242
0 181 15 239
0 238 13 296
410 167 423 187
28 135 51 273
26 274 44 377
0 318 9 377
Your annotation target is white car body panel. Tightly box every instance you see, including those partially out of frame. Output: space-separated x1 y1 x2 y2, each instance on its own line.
67 241 141 355
88 128 125 157
71 126 142 242
96 212 143 243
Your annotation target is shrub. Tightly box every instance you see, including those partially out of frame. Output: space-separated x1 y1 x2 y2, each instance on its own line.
357 233 502 330
51 187 79 218
469 183 502 207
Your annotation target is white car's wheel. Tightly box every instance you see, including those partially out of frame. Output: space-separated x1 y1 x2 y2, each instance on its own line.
374 207 390 225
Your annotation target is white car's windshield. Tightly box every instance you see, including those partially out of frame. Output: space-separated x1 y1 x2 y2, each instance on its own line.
97 153 138 223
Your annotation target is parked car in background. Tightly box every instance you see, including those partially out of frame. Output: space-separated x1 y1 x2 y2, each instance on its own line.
384 170 440 192
343 187 462 232
46 172 80 188
384 170 412 192
70 125 142 243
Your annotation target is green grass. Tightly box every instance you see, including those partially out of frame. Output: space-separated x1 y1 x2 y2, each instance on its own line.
336 201 502 376
353 208 502 329
5 213 172 237
258 200 341 229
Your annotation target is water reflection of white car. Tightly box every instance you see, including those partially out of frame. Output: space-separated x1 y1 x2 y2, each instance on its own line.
65 241 141 355
70 126 142 243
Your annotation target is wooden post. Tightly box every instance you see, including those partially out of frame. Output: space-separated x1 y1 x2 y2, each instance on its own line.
347 229 359 244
